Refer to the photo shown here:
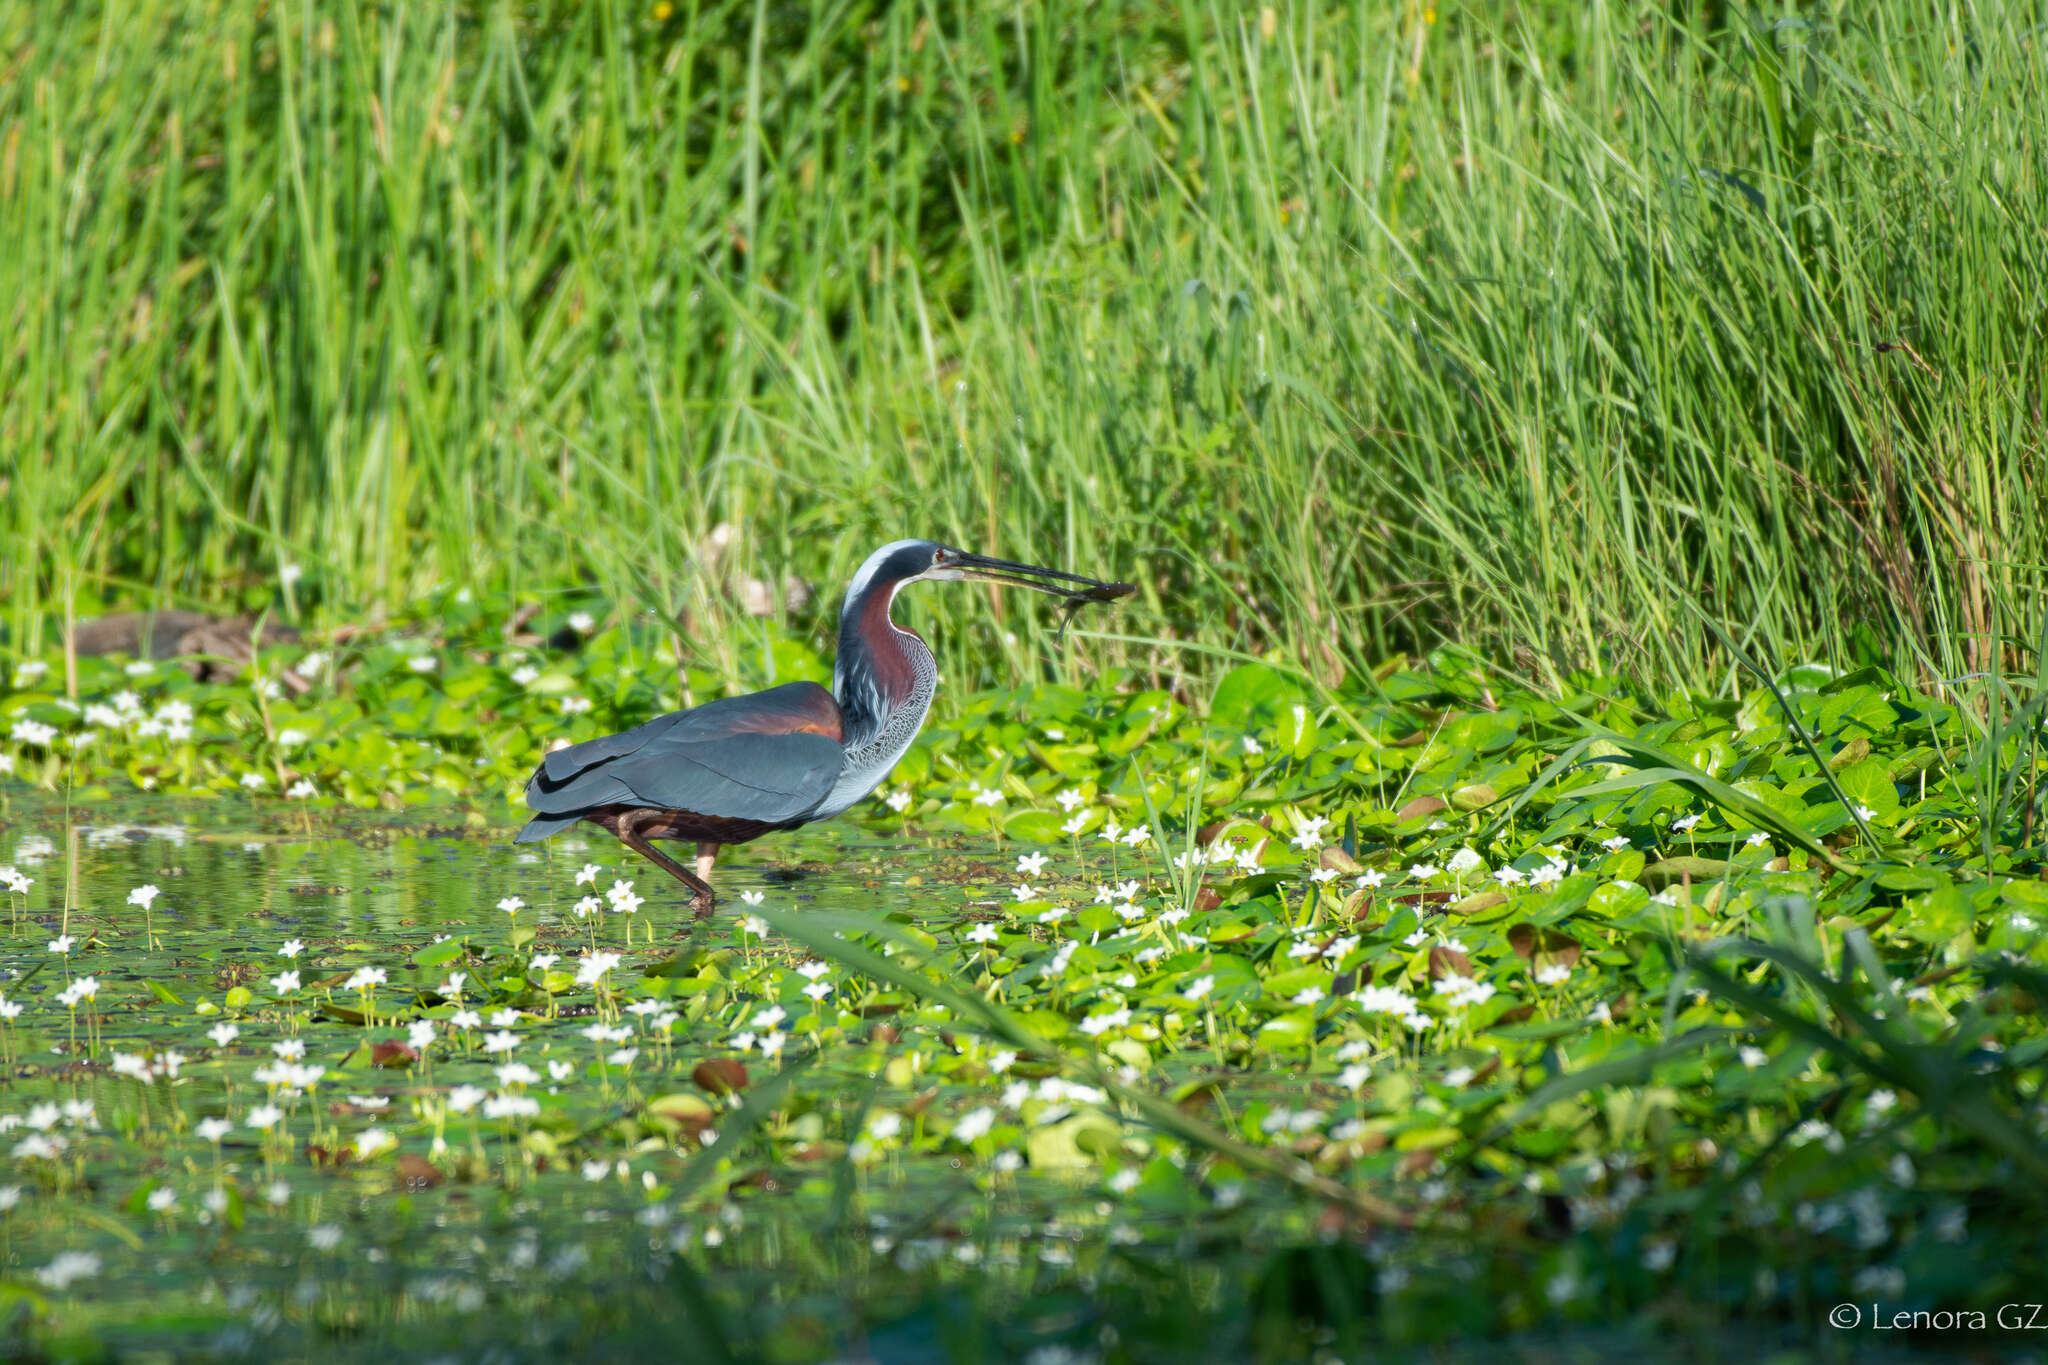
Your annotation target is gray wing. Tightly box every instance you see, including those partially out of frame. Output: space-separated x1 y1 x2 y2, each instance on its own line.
518 682 845 838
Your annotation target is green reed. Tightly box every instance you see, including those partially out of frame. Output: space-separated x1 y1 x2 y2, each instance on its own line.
3 0 2042 690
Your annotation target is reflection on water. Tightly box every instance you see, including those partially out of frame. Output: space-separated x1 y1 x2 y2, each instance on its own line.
0 793 1162 1359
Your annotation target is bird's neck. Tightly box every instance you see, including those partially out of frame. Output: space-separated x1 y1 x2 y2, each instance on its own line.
833 580 935 748
817 580 937 819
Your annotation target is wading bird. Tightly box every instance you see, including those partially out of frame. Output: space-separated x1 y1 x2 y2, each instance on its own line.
514 540 1132 911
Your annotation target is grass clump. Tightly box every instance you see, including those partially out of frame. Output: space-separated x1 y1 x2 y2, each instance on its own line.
3 1 2044 686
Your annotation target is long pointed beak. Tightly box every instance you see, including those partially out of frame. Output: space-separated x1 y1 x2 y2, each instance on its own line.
948 551 1136 604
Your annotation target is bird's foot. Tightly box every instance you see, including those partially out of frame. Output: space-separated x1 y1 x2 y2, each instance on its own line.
689 892 716 920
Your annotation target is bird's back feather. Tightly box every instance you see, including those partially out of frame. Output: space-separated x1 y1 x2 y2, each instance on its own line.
520 681 846 839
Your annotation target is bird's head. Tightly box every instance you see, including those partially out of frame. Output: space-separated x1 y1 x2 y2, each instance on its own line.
850 539 1135 604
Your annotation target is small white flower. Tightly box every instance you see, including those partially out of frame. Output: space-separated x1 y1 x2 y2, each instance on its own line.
195 1117 232 1142
497 896 525 914
246 1105 283 1130
953 1108 996 1142
1079 1008 1131 1036
279 939 304 958
35 1251 102 1290
1015 852 1050 878
1534 963 1571 986
355 1127 397 1159
1351 986 1417 1019
1599 835 1632 853
1290 815 1329 851
286 780 317 799
1670 813 1702 833
1744 831 1771 849
739 915 769 936
127 884 161 909
207 1023 239 1047
1183 975 1215 1003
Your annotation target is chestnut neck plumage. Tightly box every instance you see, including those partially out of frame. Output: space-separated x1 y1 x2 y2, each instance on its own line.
818 565 939 819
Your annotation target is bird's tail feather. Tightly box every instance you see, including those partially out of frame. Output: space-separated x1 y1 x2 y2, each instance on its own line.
513 813 583 843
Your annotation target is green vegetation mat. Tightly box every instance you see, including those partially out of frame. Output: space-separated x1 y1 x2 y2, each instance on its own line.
2 608 2044 1360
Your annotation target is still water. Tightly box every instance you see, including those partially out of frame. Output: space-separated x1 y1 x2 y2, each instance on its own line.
1 795 1164 1360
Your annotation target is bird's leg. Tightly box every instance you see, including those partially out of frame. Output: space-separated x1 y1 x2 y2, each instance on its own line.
695 843 719 882
615 809 716 916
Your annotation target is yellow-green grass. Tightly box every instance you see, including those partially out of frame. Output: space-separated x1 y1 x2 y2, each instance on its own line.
3 0 2043 691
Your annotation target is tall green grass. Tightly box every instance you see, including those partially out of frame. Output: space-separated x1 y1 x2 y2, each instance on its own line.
3 0 2043 689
